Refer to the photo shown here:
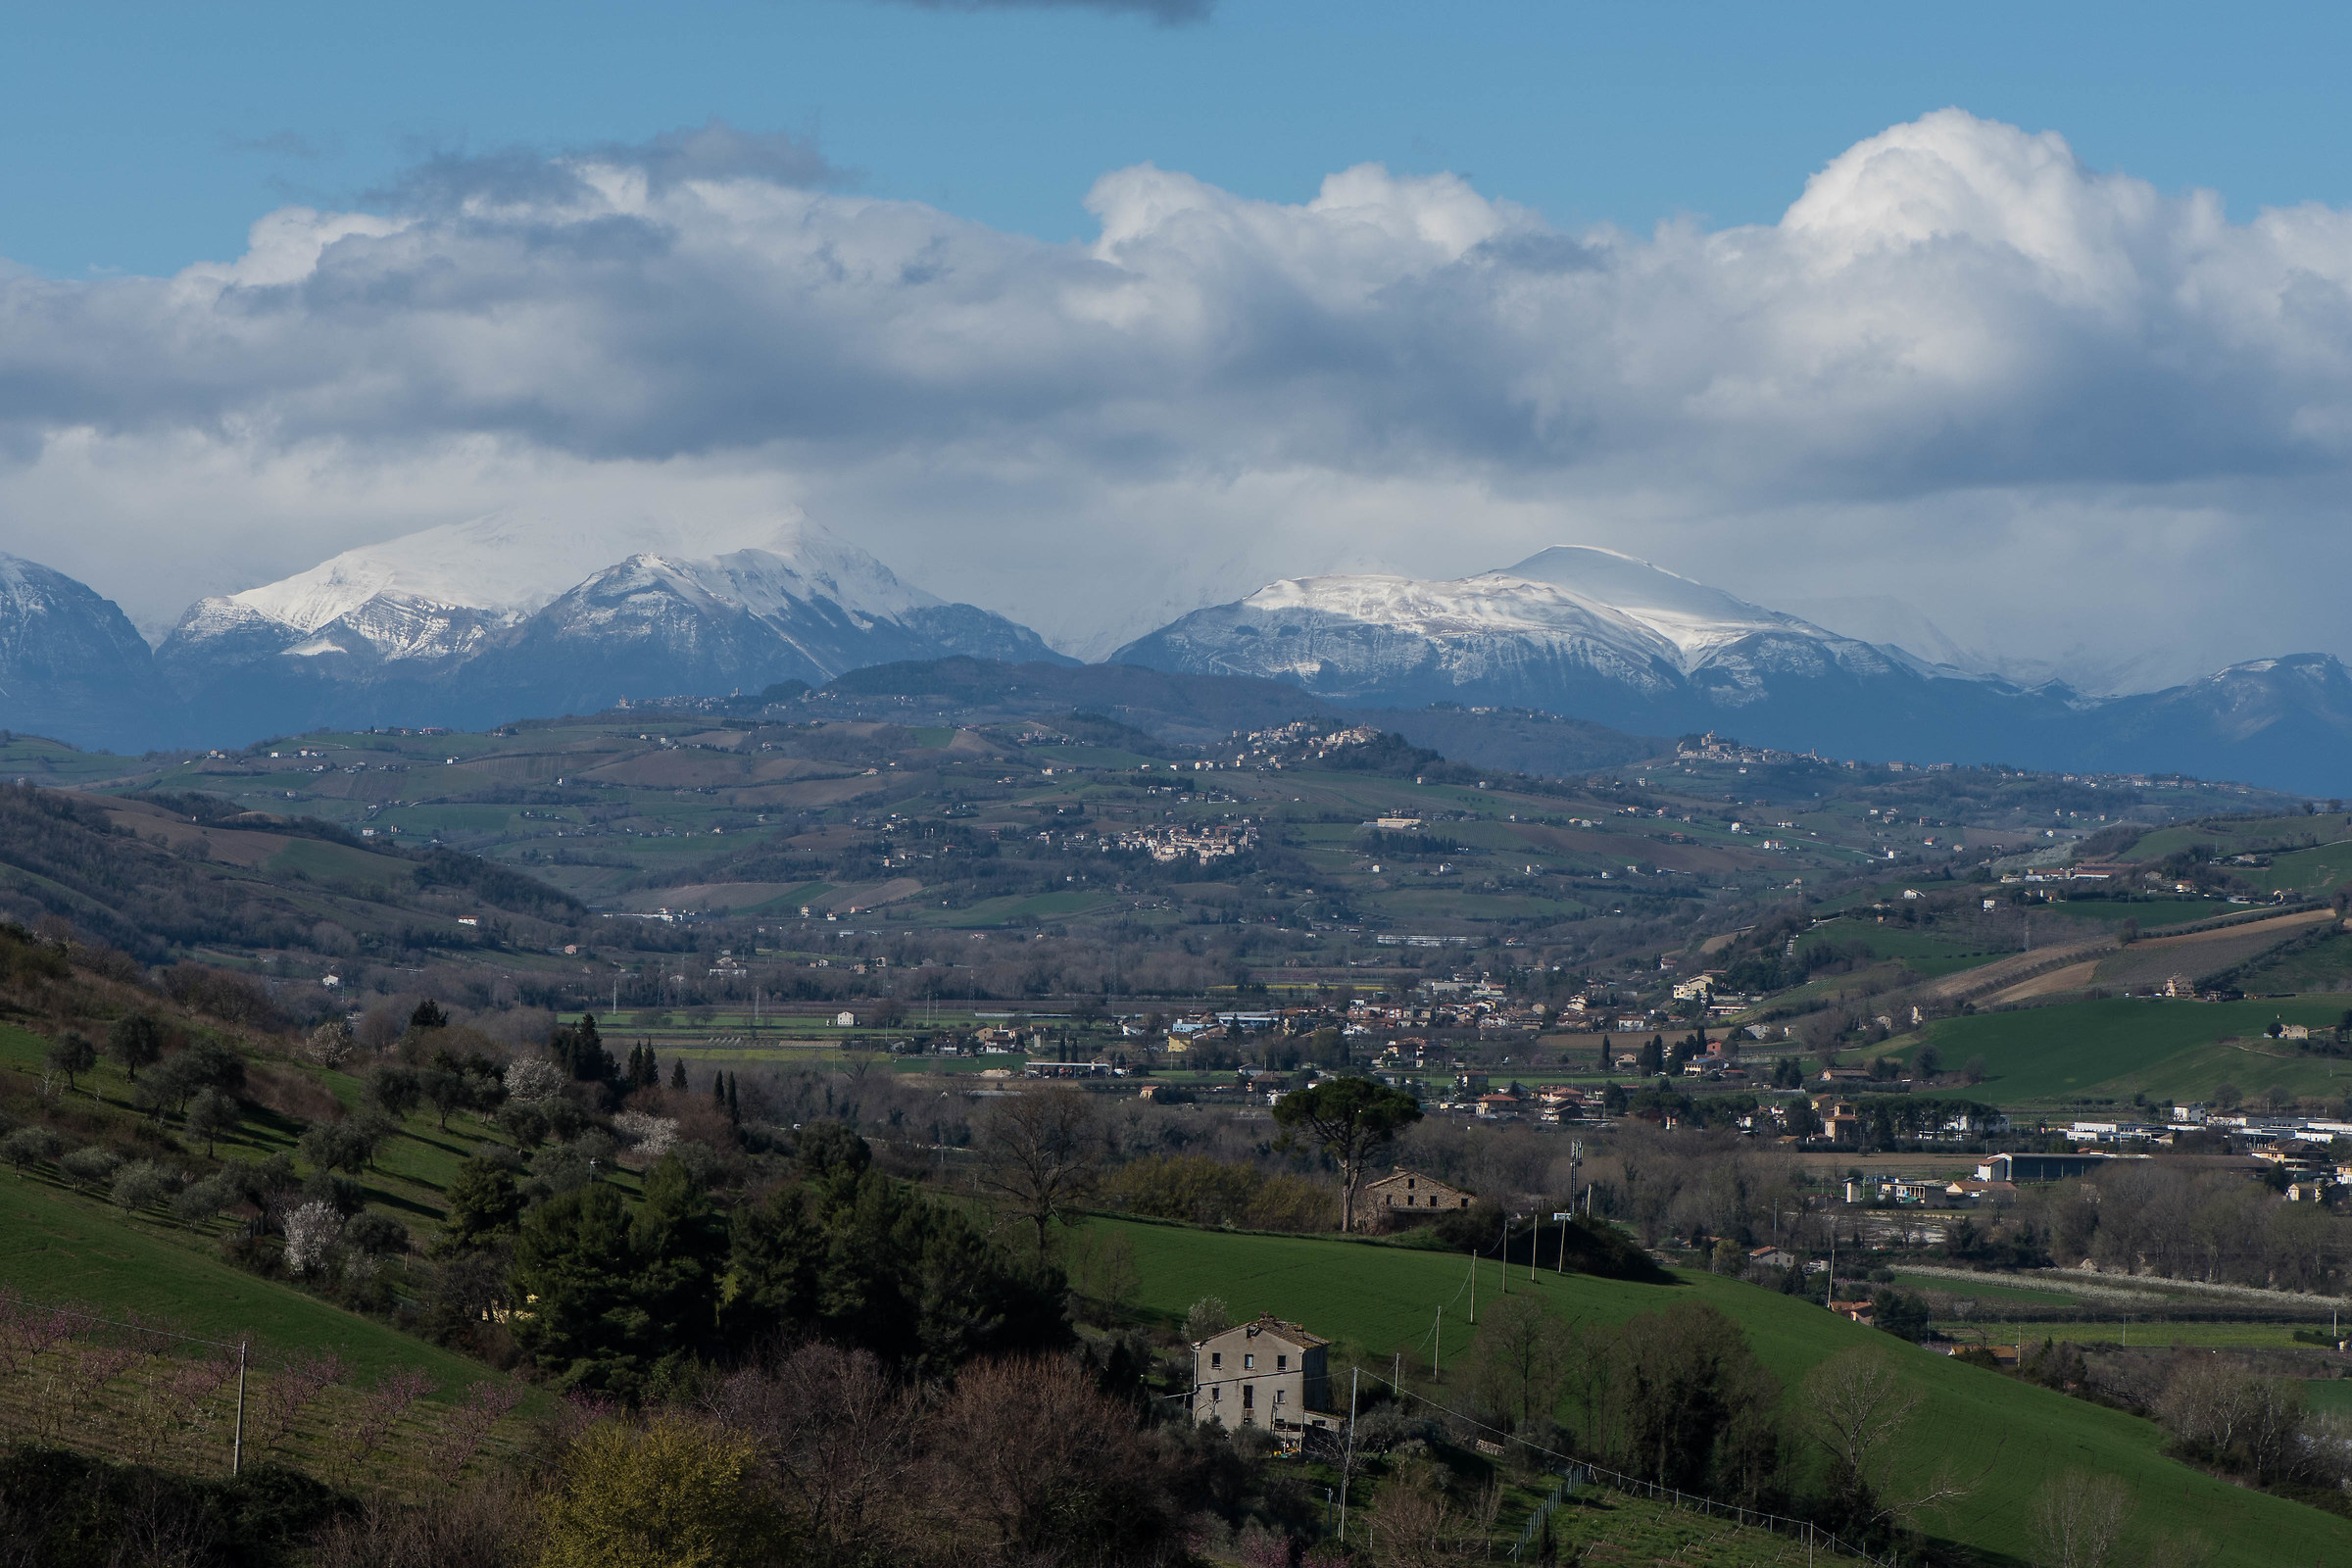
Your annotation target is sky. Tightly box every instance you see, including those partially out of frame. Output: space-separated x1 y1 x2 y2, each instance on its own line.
6 0 2352 687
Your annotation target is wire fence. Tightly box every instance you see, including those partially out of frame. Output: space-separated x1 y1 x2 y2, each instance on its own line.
1352 1364 1898 1566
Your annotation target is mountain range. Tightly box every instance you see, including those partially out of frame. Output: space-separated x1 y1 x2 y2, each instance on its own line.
144 514 1068 743
5 529 2351 795
1111 548 2352 794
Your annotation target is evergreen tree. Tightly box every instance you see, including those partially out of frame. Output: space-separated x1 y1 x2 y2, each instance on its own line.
551 1013 612 1082
1638 1036 1666 1076
438 1156 525 1252
509 1183 645 1394
1596 1034 1611 1073
722 1160 1069 1379
411 999 450 1030
670 1059 687 1091
726 1073 740 1120
711 1072 727 1107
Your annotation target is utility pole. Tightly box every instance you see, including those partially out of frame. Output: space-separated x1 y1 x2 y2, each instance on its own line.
1433 1306 1442 1374
1338 1367 1359 1544
1554 1211 1572 1273
231 1340 247 1477
1469 1253 1477 1325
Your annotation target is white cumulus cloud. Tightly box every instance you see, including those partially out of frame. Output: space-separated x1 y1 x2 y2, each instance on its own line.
4 108 2351 684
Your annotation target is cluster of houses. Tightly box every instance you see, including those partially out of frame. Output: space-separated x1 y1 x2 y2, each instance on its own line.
1348 983 1554 1037
1107 820 1260 865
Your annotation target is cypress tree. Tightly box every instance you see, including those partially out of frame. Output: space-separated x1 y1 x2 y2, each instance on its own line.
1596 1033 1611 1072
670 1059 687 1091
711 1073 727 1106
726 1073 740 1120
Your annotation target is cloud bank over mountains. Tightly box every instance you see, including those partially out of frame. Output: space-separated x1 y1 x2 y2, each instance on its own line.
4 110 2351 682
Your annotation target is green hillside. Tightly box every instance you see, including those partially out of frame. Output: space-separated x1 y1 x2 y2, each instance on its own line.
1099 1216 2352 1567
0 1172 485 1398
1898 996 2352 1102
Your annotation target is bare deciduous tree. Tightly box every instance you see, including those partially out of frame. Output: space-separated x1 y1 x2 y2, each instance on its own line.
1364 1455 1501 1568
978 1088 1103 1259
1468 1295 1573 1433
2027 1469 2131 1568
711 1344 923 1568
1804 1347 1972 1531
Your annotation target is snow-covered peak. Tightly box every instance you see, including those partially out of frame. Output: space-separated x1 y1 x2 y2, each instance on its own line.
1239 570 1678 662
223 509 858 632
1224 547 1848 674
1498 546 1827 664
0 552 74 600
559 541 939 624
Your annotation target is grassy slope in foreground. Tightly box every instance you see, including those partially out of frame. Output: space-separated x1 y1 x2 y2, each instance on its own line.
1098 1216 2352 1568
0 1169 487 1402
1899 996 2352 1102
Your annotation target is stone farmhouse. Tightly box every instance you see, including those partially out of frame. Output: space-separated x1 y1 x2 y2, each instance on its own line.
1190 1315 1340 1448
1363 1169 1475 1222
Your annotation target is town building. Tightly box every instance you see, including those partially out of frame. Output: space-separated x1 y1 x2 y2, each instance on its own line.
1975 1152 2117 1182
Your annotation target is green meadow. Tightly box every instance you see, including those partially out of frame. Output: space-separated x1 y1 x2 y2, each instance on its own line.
1898 996 2352 1102
1097 1215 2352 1566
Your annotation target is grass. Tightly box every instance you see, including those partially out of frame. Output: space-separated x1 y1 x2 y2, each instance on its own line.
2250 840 2352 898
2233 927 2352 994
1799 921 2002 965
1899 996 2352 1102
1968 1320 2335 1351
1099 1215 2352 1566
266 837 416 890
1890 1274 2081 1308
0 1172 488 1398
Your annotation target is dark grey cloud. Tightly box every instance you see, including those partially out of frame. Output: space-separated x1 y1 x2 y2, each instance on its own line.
875 0 1213 22
589 120 857 195
369 120 850 214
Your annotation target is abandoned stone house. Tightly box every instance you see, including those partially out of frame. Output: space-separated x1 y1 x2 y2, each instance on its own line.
1189 1315 1339 1446
1362 1169 1474 1221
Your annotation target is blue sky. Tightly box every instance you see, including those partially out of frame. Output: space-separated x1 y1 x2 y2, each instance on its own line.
6 0 2346 277
9 0 2352 689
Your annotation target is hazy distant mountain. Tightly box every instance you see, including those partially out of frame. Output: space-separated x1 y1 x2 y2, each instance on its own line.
1111 547 2352 791
157 515 1068 740
0 555 181 753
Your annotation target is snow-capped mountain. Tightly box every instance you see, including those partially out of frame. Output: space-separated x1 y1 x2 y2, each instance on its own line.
1118 548 1952 706
0 554 184 752
1114 547 2091 763
1111 545 2352 788
158 514 1067 738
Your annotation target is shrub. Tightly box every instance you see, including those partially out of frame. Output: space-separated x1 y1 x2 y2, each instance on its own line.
342 1211 411 1257
172 1176 233 1224
1 1126 63 1174
284 1200 344 1275
504 1056 566 1103
59 1147 122 1189
537 1417 773 1568
110 1160 174 1212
